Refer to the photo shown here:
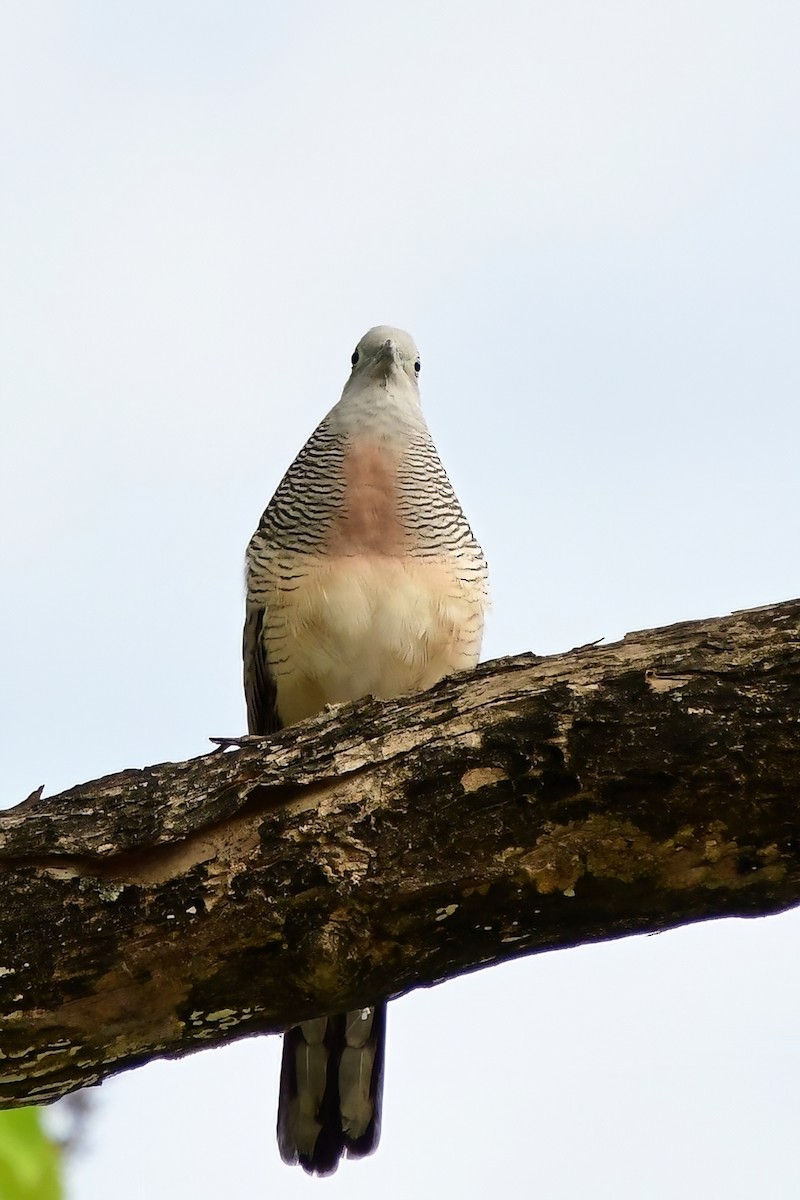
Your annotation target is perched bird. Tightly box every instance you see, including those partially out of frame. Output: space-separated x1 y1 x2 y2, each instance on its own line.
244 325 488 1175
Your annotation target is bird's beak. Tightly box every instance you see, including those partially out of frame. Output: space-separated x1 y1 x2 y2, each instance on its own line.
369 338 401 379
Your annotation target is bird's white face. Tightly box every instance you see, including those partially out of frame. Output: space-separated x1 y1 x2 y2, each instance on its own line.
349 325 421 393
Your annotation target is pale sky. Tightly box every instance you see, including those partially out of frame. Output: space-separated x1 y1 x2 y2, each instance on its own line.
2 2 800 1197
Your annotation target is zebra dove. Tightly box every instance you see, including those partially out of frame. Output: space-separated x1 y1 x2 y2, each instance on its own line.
244 325 488 1174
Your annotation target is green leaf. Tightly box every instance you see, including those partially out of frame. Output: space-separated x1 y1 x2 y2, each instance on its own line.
0 1109 62 1200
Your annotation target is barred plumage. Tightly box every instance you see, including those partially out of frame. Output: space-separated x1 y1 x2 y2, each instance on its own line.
243 326 488 1176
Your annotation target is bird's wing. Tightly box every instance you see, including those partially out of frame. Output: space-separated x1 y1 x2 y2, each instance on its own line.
243 601 281 735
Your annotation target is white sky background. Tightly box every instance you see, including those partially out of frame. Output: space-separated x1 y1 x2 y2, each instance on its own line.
2 1 800 1196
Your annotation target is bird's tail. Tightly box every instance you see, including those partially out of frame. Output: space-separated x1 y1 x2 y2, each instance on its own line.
277 1002 386 1176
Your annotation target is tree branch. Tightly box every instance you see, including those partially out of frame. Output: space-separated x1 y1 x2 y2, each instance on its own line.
2 599 800 1106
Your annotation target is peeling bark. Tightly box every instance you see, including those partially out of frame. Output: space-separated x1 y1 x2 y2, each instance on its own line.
1 598 799 1107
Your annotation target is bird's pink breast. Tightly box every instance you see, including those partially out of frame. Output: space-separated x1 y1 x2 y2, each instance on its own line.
326 437 407 556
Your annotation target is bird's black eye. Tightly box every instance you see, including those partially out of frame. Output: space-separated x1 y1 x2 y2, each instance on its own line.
351 349 359 366
414 359 421 375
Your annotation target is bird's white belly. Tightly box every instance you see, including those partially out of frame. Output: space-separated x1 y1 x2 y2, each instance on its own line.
265 553 483 726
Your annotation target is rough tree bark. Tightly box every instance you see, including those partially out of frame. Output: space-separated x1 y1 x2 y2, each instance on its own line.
1 599 799 1107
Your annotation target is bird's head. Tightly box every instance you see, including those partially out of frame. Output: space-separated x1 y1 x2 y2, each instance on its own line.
348 326 421 392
